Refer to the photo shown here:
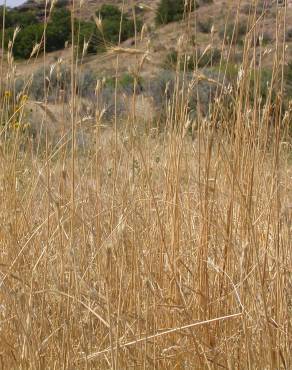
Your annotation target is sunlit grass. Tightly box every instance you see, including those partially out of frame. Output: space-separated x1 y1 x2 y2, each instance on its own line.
0 0 291 369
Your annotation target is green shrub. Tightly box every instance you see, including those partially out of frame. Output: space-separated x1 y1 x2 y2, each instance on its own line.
249 68 273 102
46 8 71 52
286 28 292 41
164 50 179 69
241 1 272 16
55 0 69 8
78 4 141 55
0 4 140 59
30 65 98 101
284 63 292 99
213 63 274 105
0 6 41 59
261 32 272 46
199 0 213 4
99 4 121 19
96 4 141 45
105 73 143 93
0 8 71 59
30 65 71 101
146 69 218 122
0 6 37 28
197 18 212 33
196 48 221 68
77 20 102 54
240 4 253 15
9 24 43 59
155 0 199 25
164 48 221 70
219 21 247 45
77 69 98 96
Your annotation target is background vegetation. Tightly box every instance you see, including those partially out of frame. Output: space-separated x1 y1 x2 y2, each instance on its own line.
0 3 140 59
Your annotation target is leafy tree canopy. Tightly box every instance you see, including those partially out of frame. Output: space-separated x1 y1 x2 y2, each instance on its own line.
0 4 140 59
155 0 199 25
0 6 38 28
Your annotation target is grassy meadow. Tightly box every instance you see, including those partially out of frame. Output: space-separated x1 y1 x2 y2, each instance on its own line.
0 0 291 368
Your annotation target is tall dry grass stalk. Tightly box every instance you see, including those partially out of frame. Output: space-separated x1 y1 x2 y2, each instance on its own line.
0 0 291 369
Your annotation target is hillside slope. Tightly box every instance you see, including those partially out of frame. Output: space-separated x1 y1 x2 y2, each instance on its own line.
13 0 292 80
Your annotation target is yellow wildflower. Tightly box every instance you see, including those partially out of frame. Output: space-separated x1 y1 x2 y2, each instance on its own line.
21 94 28 104
13 121 20 129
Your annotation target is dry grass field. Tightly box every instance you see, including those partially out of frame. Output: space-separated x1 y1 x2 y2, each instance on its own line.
0 0 291 369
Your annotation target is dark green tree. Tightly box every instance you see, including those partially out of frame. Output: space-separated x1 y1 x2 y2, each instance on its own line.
11 24 43 58
0 8 71 58
78 20 102 54
155 0 198 25
0 4 140 59
0 6 37 28
99 4 122 19
96 4 141 46
46 8 71 51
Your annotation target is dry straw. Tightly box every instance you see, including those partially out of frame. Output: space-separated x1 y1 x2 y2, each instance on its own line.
0 0 291 369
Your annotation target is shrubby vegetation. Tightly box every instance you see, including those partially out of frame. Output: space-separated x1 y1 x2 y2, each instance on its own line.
28 66 144 105
98 4 141 44
0 8 71 58
0 4 140 59
105 73 143 94
79 4 141 54
164 48 221 69
28 65 100 101
240 1 273 16
155 0 213 25
155 0 198 25
27 64 218 123
283 62 292 103
286 28 292 40
0 5 37 27
142 69 219 125
197 18 212 33
219 21 247 45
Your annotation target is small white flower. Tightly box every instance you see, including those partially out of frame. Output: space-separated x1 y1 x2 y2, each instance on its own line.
237 66 244 86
